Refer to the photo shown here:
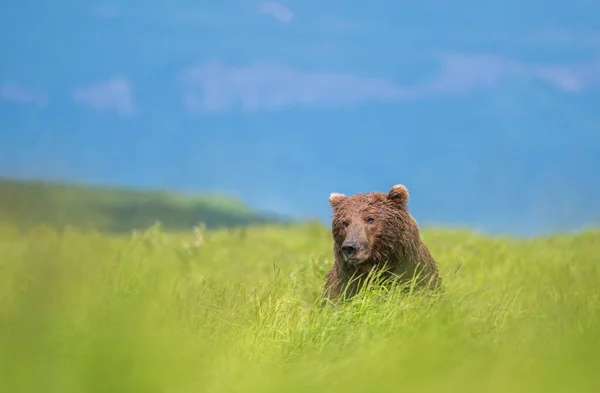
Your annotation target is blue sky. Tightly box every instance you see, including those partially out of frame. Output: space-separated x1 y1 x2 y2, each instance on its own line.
1 0 599 236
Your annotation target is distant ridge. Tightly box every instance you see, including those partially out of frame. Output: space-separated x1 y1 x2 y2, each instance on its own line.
0 176 289 233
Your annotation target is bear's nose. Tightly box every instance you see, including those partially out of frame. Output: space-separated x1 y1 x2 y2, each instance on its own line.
341 242 358 258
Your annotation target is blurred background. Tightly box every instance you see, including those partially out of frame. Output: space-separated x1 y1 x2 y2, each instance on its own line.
1 0 599 237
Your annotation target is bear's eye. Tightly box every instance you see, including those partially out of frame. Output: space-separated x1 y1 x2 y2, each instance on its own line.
366 217 375 224
342 221 349 228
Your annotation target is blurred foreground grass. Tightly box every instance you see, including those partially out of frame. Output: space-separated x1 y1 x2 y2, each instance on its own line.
1 220 599 393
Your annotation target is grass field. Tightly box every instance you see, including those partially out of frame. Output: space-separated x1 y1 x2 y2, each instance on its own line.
1 214 599 393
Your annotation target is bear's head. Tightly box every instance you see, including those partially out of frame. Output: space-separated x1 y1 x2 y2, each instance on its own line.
329 184 415 270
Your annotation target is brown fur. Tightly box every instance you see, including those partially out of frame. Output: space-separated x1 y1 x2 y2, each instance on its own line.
322 184 442 301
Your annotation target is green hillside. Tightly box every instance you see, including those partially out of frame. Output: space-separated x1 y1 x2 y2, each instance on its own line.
0 177 286 233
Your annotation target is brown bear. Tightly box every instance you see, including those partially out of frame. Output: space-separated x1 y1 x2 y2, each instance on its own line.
322 184 442 301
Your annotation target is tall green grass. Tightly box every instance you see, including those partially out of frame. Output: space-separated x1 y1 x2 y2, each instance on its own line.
1 221 599 393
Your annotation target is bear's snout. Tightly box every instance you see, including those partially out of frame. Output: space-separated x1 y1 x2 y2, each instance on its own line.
341 241 359 260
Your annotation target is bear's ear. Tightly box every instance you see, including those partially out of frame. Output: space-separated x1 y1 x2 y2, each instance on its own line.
329 192 347 208
387 184 409 207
